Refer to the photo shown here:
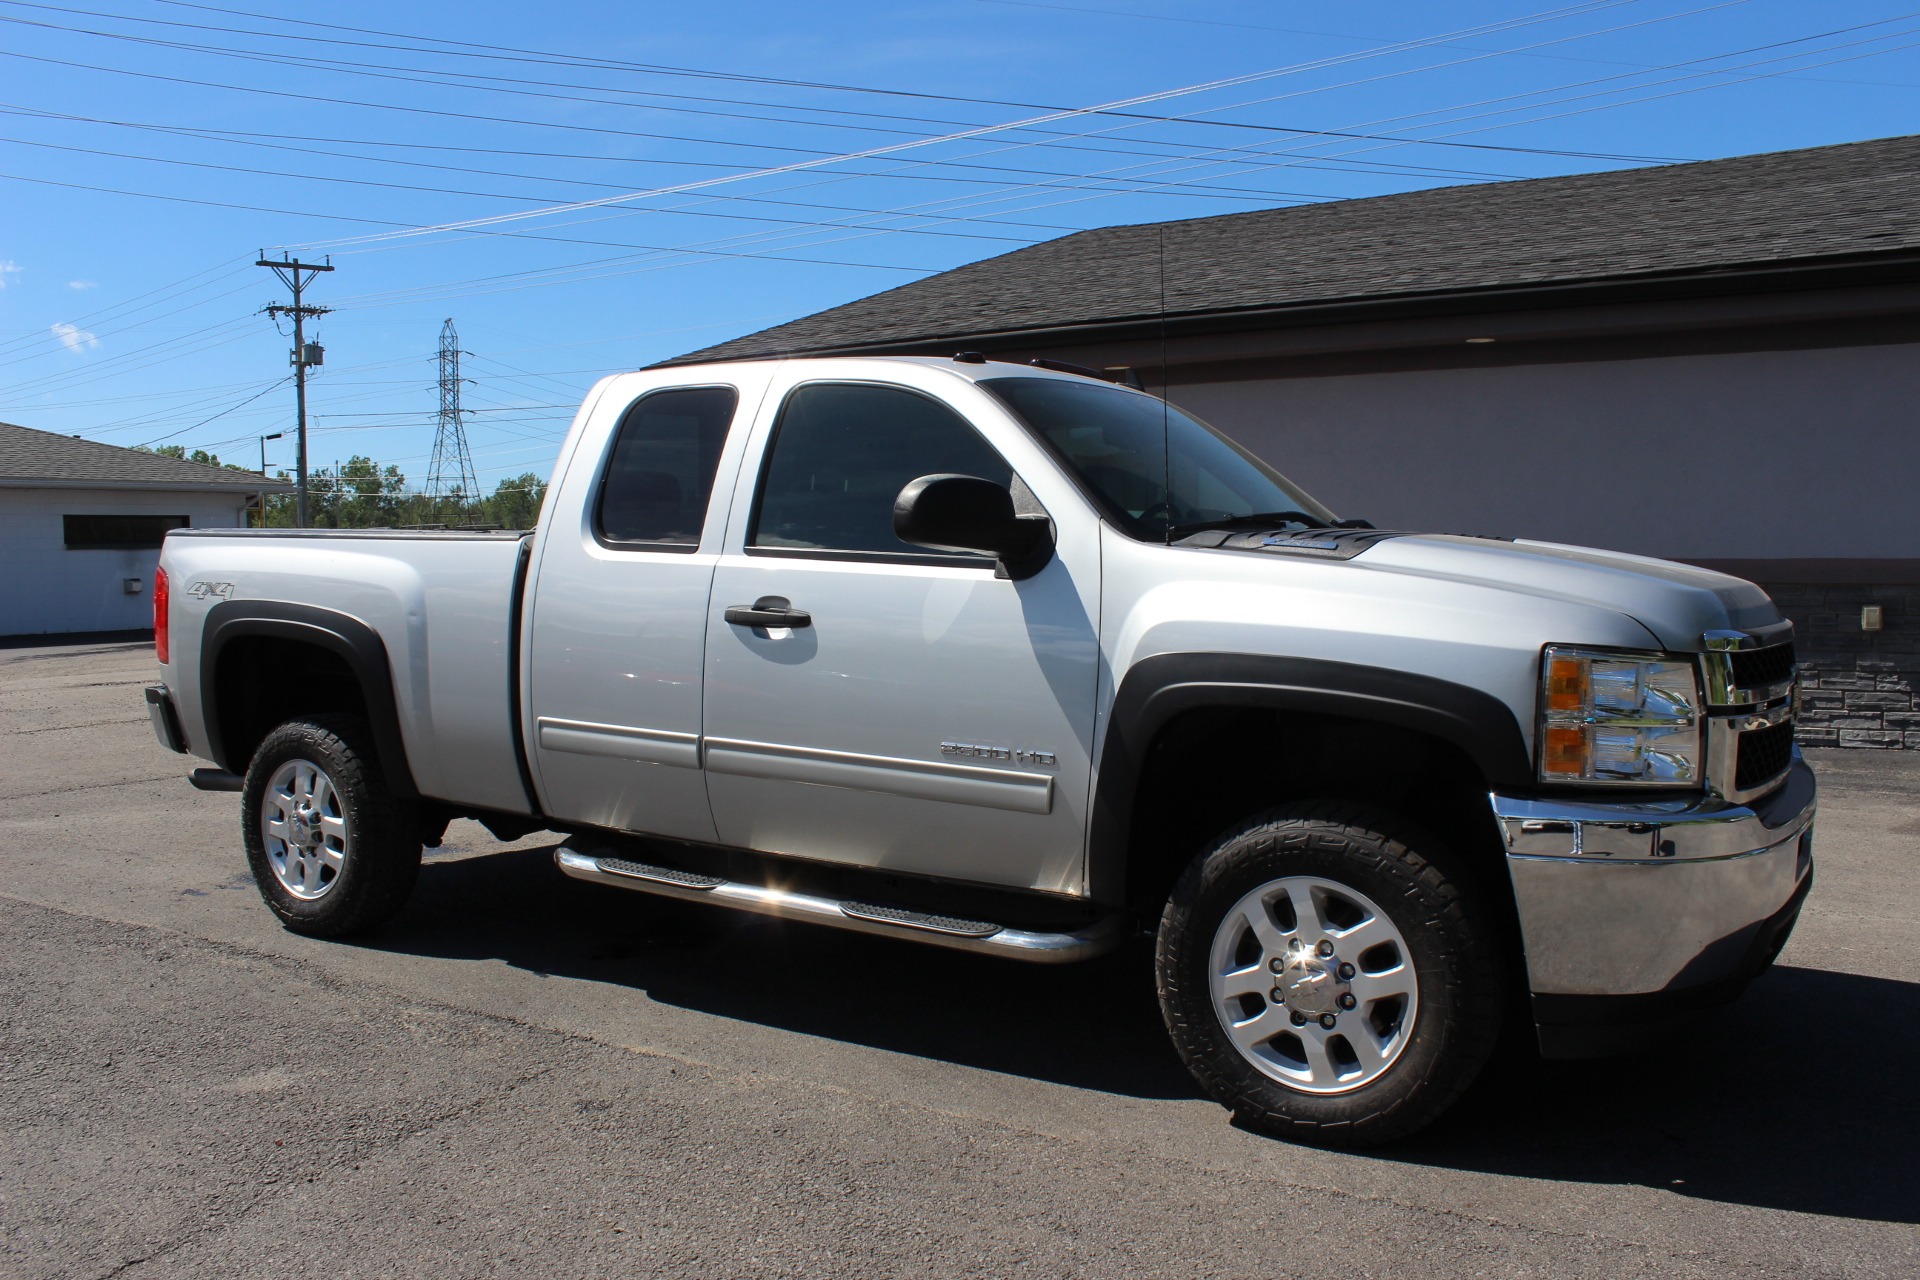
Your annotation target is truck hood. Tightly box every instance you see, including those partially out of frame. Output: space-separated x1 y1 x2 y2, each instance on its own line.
1351 534 1780 652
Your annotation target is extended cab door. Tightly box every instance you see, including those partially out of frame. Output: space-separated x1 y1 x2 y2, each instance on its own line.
524 368 770 842
699 362 1102 894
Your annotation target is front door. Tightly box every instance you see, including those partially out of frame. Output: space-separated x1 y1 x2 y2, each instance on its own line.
701 373 1101 893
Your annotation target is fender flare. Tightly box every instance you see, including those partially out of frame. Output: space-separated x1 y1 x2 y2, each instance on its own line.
200 599 419 797
1087 652 1532 906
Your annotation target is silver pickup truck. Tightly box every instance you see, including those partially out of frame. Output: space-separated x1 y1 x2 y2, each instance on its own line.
146 355 1814 1144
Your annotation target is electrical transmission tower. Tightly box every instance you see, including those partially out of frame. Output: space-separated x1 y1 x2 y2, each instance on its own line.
426 318 480 516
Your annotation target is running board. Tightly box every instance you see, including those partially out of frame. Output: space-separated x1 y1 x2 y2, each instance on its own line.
554 845 1123 964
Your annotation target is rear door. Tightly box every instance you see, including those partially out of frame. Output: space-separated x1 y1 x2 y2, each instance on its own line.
525 369 770 841
699 363 1102 894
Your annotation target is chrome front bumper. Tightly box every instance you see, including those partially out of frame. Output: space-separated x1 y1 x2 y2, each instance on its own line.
1491 755 1815 1001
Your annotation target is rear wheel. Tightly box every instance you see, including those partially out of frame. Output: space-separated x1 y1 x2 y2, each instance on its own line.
1157 803 1503 1146
241 715 422 937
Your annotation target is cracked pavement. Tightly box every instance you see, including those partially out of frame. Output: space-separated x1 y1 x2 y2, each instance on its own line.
2 639 1916 1277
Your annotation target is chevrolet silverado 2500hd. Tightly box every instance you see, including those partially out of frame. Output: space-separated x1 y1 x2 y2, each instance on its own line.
146 355 1814 1144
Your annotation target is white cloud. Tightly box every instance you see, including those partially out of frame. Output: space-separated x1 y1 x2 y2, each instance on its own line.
0 260 19 289
67 280 97 290
51 321 99 354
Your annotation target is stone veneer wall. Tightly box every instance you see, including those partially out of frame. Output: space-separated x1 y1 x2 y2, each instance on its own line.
1763 583 1919 749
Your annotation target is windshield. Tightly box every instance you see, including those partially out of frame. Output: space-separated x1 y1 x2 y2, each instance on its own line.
979 376 1335 542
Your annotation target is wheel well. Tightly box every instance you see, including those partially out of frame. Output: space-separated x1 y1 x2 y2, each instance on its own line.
1120 708 1512 919
213 636 373 777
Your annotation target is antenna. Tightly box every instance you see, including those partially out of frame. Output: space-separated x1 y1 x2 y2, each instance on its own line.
426 317 480 517
1158 226 1171 543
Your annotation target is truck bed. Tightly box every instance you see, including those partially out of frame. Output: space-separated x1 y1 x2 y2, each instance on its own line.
160 528 534 814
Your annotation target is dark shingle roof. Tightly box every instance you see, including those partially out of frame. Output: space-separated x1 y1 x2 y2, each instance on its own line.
664 133 1920 365
0 421 290 490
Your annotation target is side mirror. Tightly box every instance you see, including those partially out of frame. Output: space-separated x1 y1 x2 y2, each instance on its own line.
893 474 1054 580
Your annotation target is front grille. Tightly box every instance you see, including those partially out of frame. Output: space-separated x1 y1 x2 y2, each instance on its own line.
1734 718 1796 792
1730 643 1796 691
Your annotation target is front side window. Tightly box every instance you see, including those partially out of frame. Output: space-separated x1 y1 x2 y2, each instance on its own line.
595 385 738 549
980 377 1333 542
751 382 1012 561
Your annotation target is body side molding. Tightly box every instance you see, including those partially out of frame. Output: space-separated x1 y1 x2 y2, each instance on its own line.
199 599 420 797
537 716 702 769
1086 652 1533 906
704 736 1055 814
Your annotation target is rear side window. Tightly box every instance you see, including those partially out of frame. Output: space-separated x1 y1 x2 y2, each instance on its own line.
595 386 738 549
750 382 1011 561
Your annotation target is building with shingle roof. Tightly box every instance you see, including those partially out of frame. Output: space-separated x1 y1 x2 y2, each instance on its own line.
0 421 295 492
669 135 1920 747
667 133 1920 368
1 421 289 638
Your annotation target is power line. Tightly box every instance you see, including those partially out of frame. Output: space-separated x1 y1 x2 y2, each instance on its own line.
0 257 249 360
0 3 1692 259
0 2 1686 170
284 1 1740 258
135 376 289 448
0 46 1550 203
0 100 1529 192
0 133 1052 244
127 0 1685 162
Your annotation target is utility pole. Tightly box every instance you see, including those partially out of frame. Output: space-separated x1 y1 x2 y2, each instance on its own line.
257 256 334 528
426 318 479 519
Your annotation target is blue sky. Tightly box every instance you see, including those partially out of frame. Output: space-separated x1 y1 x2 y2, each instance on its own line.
3 0 1918 493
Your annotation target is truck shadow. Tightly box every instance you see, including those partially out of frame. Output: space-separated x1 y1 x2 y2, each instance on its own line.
380 842 1199 1101
1393 961 1920 1225
377 844 1918 1224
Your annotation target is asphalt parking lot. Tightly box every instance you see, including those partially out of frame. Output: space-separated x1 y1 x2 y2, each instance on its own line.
2 637 1916 1278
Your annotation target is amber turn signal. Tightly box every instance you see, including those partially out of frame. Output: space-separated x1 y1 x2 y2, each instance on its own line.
1542 725 1587 775
1545 656 1587 713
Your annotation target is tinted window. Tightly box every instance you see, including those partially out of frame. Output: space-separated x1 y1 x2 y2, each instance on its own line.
980 377 1331 542
751 383 1012 559
595 386 738 547
63 514 188 550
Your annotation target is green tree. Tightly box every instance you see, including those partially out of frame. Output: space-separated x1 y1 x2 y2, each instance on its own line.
259 457 408 528
483 473 547 529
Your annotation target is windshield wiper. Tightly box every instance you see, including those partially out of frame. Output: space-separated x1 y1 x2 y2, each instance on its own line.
1166 510 1332 540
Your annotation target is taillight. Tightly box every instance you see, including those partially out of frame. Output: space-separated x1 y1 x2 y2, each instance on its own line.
154 566 170 664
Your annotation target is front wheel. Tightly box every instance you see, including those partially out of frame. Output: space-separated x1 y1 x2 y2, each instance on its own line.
1157 803 1503 1146
241 715 422 938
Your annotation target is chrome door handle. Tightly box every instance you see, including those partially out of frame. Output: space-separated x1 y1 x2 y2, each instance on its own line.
723 596 812 628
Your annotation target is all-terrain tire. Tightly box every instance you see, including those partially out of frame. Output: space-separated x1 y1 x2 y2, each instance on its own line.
241 715 422 938
1157 802 1503 1146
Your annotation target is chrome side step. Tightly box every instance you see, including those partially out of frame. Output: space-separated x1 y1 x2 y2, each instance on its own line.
554 845 1124 964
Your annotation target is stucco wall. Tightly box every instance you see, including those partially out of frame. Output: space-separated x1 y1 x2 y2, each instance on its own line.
0 487 250 637
1172 342 1920 561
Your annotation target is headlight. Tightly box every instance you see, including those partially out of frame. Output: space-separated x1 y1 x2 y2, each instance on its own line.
1537 646 1701 786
